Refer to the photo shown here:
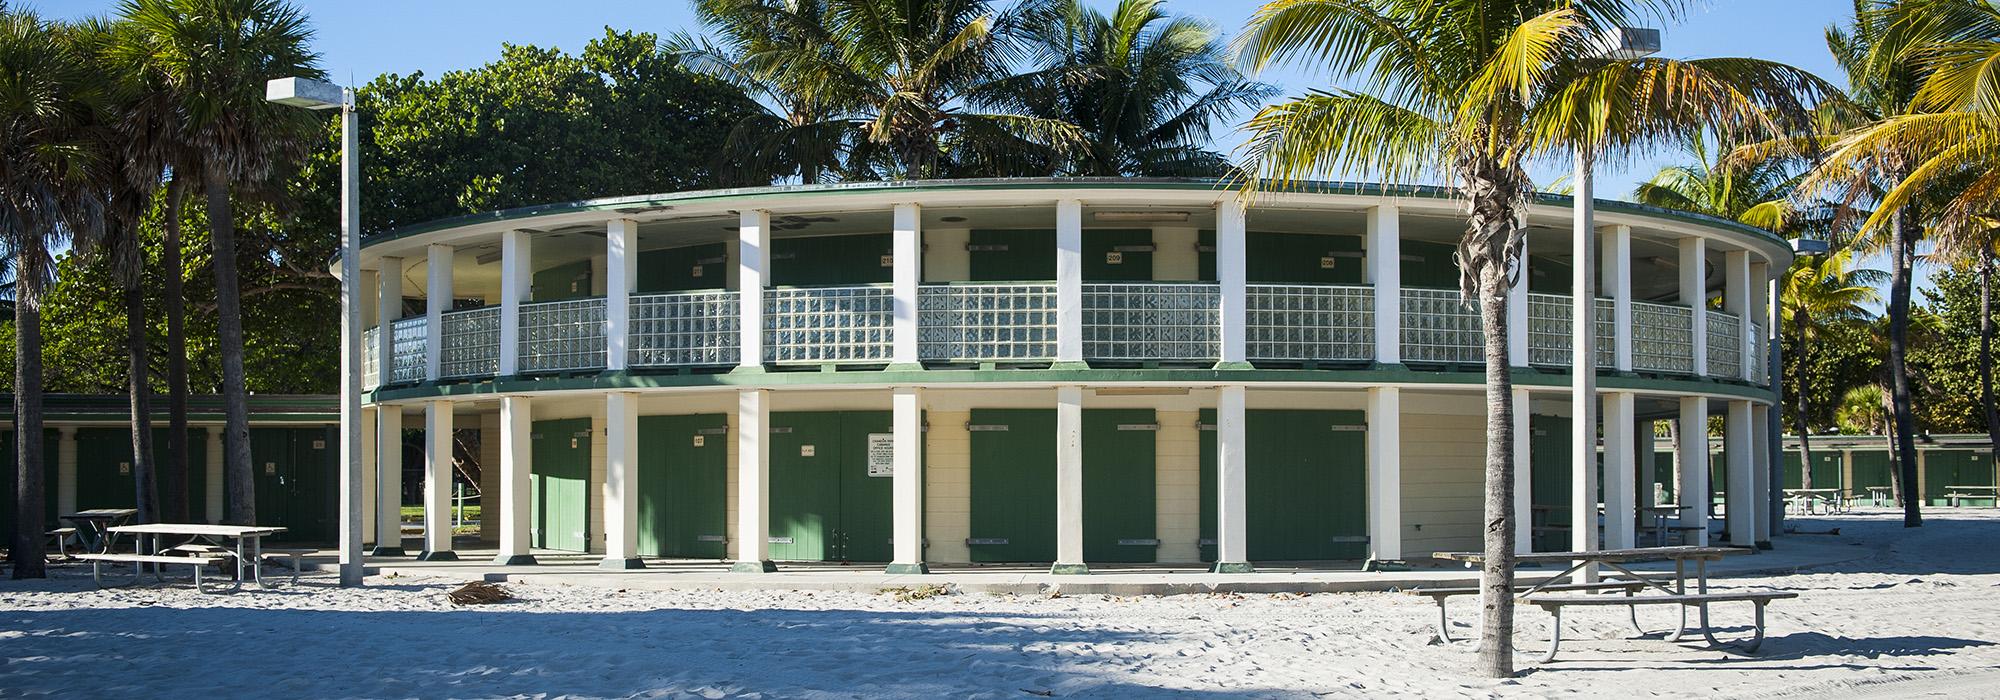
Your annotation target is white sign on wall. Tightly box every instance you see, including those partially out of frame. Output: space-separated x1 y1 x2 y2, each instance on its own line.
866 433 895 477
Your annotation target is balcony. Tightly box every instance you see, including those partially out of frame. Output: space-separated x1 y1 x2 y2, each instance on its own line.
360 283 1761 389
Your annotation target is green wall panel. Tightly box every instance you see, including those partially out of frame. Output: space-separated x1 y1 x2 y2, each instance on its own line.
637 414 728 558
772 234 892 287
1084 229 1153 281
1653 451 1676 503
637 242 727 292
242 427 336 542
969 408 1057 562
1198 409 1367 562
969 229 1056 281
1198 231 1364 284
1530 415 1572 553
768 411 895 562
1849 449 1895 492
1082 409 1157 563
1401 240 1460 290
531 417 592 552
1525 254 1573 294
532 260 594 302
1926 449 1995 505
1782 450 1843 491
74 428 136 511
0 430 60 545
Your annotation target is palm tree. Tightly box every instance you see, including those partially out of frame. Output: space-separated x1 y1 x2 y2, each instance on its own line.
0 9 108 578
1932 217 2000 468
118 0 322 525
670 0 865 184
1836 383 1903 503
982 0 1275 176
1779 249 1885 489
1635 134 1796 230
1236 0 1830 675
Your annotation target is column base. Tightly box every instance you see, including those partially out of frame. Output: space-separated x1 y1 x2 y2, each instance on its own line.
415 550 457 562
1362 558 1410 572
599 557 647 570
1211 561 1254 574
883 363 925 373
731 560 777 573
1049 361 1091 371
884 562 929 575
1211 361 1254 371
730 365 768 375
1755 540 1773 550
492 553 538 566
1368 361 1406 372
1049 562 1091 575
369 545 405 557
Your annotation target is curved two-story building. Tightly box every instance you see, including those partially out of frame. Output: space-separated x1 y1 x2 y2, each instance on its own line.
352 178 1783 574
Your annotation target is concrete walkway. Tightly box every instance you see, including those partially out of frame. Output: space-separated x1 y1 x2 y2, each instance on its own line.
321 533 1868 595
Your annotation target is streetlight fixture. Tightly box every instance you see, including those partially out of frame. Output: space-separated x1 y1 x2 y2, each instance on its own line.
266 76 364 587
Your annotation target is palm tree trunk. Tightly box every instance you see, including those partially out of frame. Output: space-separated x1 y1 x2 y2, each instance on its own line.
126 284 157 527
1474 253 1516 679
11 249 46 579
1980 246 1998 465
1887 202 1922 526
162 177 189 523
207 171 255 525
1793 311 1813 491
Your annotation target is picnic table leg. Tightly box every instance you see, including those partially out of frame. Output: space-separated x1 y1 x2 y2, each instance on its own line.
1539 605 1563 664
1743 600 1769 653
1696 559 1715 645
1434 599 1455 643
252 536 267 588
1668 559 1688 643
236 537 247 585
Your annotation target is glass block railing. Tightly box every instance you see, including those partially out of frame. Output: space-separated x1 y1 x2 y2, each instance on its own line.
766 286 892 364
388 317 428 386
1749 320 1767 384
1707 310 1743 379
919 284 1056 362
1246 284 1373 362
1400 287 1481 364
1082 283 1219 361
440 307 501 379
1527 292 1572 368
520 298 607 374
1632 301 1695 374
1593 298 1615 368
362 326 380 390
631 291 739 367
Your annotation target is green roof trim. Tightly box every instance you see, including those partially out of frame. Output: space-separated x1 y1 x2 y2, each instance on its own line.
362 177 1790 251
0 394 338 422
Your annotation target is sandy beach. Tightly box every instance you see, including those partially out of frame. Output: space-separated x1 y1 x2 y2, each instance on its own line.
3 508 1997 698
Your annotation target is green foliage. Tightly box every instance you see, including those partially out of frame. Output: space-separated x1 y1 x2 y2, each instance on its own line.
1910 268 1998 433
1781 316 1880 432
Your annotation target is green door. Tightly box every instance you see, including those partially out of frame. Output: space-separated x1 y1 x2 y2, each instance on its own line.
1083 409 1156 563
1199 410 1368 562
969 409 1056 562
1711 443 1729 509
74 428 137 511
530 418 591 552
637 414 728 558
1850 449 1895 495
153 428 208 522
1927 449 1995 505
1783 450 1843 491
249 428 294 533
772 234 893 286
1653 451 1676 503
969 230 1055 281
1085 229 1153 281
1530 415 1572 552
638 242 728 292
0 430 61 544
834 412 895 563
768 412 841 561
287 427 336 542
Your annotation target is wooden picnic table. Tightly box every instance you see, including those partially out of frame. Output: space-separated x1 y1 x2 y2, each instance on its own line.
60 509 137 553
1784 488 1844 514
108 523 288 589
1865 485 1896 506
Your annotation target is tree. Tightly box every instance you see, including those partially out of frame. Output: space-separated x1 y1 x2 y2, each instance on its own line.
982 0 1274 176
119 0 323 526
1778 249 1884 488
1911 266 2000 435
1929 216 2000 461
1235 0 1829 676
672 0 864 184
1836 383 1904 502
0 9 107 578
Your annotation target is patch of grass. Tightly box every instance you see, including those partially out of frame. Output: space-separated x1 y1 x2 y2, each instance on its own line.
399 505 480 523
879 583 954 602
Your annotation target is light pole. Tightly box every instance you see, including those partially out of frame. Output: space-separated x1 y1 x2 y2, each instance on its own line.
267 76 364 587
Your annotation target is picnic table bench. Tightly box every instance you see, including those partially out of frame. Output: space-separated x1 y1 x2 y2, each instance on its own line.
1945 485 1998 508
1784 489 1844 514
1404 580 1650 642
108 523 289 590
74 553 230 593
1524 590 1799 661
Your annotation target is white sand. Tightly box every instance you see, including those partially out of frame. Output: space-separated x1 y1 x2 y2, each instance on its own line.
4 508 1998 698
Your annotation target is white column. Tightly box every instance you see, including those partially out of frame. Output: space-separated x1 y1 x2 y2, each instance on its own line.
498 231 531 376
601 391 642 568
378 257 402 383
1512 388 1534 554
493 396 536 565
1216 198 1248 367
1751 261 1770 383
204 428 223 524
738 210 770 370
1726 250 1753 381
1053 385 1088 573
1366 387 1402 562
360 408 376 541
1751 403 1772 545
1601 224 1632 373
373 406 404 556
1602 391 1637 549
892 204 922 368
425 245 452 382
1679 237 1708 376
1725 400 1755 545
419 401 456 560
55 427 75 517
1214 385 1252 571
1508 237 1530 367
1677 398 1710 545
734 389 774 571
1055 199 1084 365
605 218 637 372
888 387 926 573
1571 160 1600 577
1367 204 1401 365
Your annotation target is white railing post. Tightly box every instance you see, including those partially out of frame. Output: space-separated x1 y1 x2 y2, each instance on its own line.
499 230 531 376
1216 197 1249 368
1679 237 1707 376
606 218 637 372
1055 199 1085 366
1601 224 1632 373
425 246 451 382
1367 204 1400 366
738 210 770 371
1727 250 1752 381
892 204 922 368
1366 386 1402 562
419 400 455 560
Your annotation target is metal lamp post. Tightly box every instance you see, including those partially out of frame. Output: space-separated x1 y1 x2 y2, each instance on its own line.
267 76 364 587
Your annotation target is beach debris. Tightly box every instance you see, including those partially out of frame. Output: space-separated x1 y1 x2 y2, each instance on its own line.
880 583 954 602
447 581 514 605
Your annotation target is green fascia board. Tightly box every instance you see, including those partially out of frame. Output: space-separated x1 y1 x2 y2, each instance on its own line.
361 178 1790 252
367 367 1776 404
